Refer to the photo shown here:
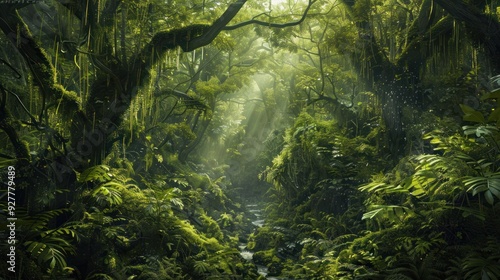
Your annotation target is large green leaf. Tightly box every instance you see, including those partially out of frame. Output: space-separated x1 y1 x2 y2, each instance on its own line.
91 183 123 206
460 104 485 123
487 107 500 123
464 173 500 205
480 88 500 100
24 238 71 271
463 125 499 138
463 255 500 280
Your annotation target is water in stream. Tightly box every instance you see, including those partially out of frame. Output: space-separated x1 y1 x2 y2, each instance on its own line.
239 204 282 280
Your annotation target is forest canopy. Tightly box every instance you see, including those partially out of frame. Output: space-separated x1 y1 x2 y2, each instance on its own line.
1 0 500 279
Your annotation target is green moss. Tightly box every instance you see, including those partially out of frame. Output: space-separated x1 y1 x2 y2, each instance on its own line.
246 239 256 250
187 172 210 189
253 249 279 266
152 24 210 51
204 237 224 251
199 213 224 240
247 226 287 251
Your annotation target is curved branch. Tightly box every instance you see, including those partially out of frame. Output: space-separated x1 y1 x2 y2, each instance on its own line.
7 89 40 128
157 88 209 111
0 105 30 161
223 0 317 31
145 0 316 57
307 94 337 106
182 0 248 52
226 98 265 105
0 59 22 79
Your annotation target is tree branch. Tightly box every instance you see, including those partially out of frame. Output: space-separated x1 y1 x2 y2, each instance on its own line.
0 11 81 118
0 86 30 161
223 0 317 31
183 0 248 51
145 0 316 59
157 88 209 111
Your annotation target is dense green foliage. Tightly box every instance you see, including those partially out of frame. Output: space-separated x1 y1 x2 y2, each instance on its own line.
253 100 500 279
1 0 500 279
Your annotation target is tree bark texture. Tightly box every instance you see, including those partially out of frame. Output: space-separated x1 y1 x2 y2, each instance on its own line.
435 0 500 72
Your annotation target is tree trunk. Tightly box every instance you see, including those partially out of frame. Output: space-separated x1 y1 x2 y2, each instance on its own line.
435 0 500 72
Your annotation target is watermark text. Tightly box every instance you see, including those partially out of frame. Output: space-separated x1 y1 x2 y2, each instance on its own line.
6 166 16 273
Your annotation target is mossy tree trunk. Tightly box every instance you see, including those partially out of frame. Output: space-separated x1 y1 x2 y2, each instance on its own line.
434 0 500 73
0 2 247 215
339 0 465 157
0 1 248 171
0 0 316 212
339 0 500 158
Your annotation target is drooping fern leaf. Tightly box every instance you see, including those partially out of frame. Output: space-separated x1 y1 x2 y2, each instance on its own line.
464 172 500 205
362 205 413 223
18 208 71 233
24 231 76 272
90 181 125 207
78 165 113 183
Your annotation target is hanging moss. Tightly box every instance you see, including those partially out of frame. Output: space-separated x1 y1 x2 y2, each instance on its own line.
49 84 81 117
253 249 280 266
151 24 211 52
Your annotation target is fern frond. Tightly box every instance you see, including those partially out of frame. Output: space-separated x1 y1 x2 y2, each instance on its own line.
78 165 113 183
362 205 412 223
464 172 500 205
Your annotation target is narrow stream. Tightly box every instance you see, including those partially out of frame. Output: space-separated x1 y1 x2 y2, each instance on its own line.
239 204 281 279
